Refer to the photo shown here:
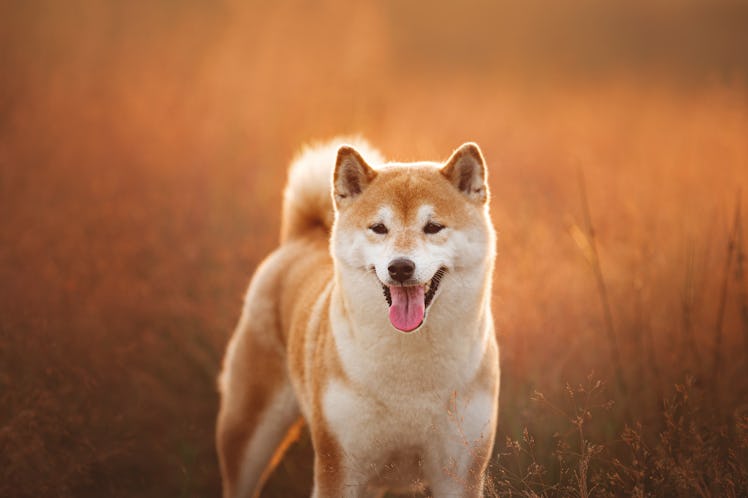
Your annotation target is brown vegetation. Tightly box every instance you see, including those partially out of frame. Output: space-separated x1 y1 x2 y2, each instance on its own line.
1 1 747 496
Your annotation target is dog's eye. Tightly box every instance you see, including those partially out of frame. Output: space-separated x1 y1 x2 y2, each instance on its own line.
369 223 389 234
424 222 445 234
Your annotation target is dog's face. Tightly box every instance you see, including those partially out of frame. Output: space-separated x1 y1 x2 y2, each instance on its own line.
331 143 494 333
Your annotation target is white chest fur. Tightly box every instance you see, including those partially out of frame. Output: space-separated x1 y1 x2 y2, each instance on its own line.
321 373 496 491
321 293 498 492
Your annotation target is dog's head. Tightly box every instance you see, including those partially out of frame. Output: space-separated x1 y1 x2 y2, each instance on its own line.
330 143 495 333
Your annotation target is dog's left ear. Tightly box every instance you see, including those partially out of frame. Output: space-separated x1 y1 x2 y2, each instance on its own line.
334 145 377 208
440 142 488 203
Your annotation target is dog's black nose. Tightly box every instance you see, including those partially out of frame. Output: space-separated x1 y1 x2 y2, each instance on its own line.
388 258 415 283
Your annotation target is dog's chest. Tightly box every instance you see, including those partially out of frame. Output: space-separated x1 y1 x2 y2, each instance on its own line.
322 330 487 440
321 378 446 465
321 374 496 487
316 315 496 477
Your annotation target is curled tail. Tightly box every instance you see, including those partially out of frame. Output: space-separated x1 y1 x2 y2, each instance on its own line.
280 137 384 243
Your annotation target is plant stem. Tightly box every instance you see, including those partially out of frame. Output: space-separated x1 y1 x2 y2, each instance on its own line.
577 170 629 404
713 193 741 397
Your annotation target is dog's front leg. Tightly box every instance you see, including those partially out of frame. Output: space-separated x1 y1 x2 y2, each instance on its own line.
309 426 375 498
425 442 493 498
424 389 498 498
311 459 376 498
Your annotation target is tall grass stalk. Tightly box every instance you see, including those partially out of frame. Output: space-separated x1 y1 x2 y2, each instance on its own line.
682 242 703 371
712 194 741 404
577 170 629 406
734 195 748 360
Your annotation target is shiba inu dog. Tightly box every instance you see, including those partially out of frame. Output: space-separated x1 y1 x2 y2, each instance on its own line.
216 139 499 497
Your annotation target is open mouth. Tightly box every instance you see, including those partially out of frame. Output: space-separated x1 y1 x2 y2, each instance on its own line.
381 267 447 333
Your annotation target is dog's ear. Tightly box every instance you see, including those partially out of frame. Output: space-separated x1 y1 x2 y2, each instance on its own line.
440 142 488 203
333 145 377 207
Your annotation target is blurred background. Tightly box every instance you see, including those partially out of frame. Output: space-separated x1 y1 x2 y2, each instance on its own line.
1 0 747 496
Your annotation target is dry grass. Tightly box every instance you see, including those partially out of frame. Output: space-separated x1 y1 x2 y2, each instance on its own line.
1 1 747 497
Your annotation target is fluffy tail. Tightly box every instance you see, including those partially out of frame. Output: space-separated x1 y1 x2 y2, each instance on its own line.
280 137 384 243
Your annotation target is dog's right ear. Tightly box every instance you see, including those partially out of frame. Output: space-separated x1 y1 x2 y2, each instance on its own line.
440 142 488 203
333 145 377 207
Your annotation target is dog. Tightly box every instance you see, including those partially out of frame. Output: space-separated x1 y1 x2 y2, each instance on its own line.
216 138 499 497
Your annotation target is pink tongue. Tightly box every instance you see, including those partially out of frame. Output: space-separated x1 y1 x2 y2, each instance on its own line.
388 285 425 332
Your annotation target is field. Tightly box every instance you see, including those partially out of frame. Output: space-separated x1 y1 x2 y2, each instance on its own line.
1 1 747 497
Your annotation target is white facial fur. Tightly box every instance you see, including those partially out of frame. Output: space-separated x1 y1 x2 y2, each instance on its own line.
331 188 493 314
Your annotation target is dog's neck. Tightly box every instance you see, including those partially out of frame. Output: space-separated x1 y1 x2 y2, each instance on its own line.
328 264 493 391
